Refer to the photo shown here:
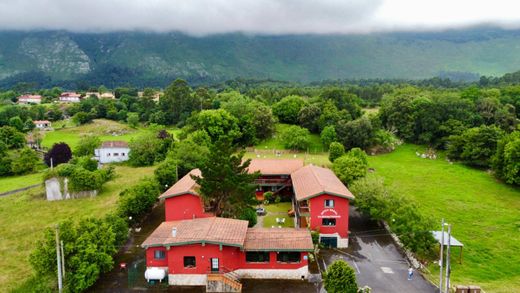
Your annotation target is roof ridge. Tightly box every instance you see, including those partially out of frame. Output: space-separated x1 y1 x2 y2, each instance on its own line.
308 164 327 192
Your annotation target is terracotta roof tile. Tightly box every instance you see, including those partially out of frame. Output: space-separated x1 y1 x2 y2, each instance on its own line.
244 228 313 251
247 159 304 175
159 169 201 199
291 165 354 201
100 141 129 148
141 217 249 248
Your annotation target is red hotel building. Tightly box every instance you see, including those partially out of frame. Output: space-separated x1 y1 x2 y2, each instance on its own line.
142 159 353 287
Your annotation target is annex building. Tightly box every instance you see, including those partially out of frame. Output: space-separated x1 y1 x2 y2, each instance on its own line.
141 159 353 289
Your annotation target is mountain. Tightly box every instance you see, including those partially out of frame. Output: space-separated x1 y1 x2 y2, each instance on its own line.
1 27 520 88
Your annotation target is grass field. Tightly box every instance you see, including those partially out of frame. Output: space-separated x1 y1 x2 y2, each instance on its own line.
0 172 43 193
40 119 150 149
0 165 156 291
367 144 520 292
255 123 325 153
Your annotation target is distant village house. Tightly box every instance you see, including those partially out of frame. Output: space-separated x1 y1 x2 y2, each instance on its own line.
59 92 82 103
17 94 42 104
94 141 130 164
33 120 52 130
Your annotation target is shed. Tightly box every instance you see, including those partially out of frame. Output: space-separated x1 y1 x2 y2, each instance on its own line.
432 231 464 264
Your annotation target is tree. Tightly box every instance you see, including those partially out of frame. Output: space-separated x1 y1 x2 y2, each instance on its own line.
44 142 72 167
0 142 12 175
193 138 259 217
155 158 178 191
24 118 35 132
169 132 210 178
159 79 197 125
10 148 41 175
238 207 258 228
323 260 358 293
185 109 241 143
74 136 101 157
8 116 24 132
320 125 337 149
272 95 308 124
447 125 504 167
72 111 93 125
335 117 375 150
252 103 277 140
128 132 168 166
320 87 362 120
332 149 368 185
118 177 161 223
379 94 416 141
281 125 311 151
0 126 26 149
126 112 139 128
492 131 520 185
298 104 321 133
328 142 345 162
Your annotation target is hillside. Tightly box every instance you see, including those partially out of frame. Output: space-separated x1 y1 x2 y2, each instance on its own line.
2 27 520 87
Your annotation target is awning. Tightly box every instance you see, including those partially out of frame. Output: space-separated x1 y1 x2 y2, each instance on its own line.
432 231 464 247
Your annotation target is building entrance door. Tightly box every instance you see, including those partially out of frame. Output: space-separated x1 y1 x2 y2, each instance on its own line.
211 258 219 272
320 237 338 248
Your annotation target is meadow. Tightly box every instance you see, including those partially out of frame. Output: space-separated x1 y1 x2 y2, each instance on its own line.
0 172 43 193
0 165 156 291
367 144 520 292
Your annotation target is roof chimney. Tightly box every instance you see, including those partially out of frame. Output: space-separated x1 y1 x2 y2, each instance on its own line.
171 227 177 237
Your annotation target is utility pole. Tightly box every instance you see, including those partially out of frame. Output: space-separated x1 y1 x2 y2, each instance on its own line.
60 240 65 280
55 225 63 293
439 219 445 293
445 224 452 293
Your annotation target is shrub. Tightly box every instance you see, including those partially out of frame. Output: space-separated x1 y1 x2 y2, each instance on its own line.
323 260 358 293
74 136 101 156
332 149 368 185
238 207 258 228
117 177 161 224
71 156 98 171
68 167 102 192
263 191 274 202
328 142 345 162
320 125 337 149
274 195 281 203
492 131 520 185
154 158 178 191
281 125 311 150
10 148 41 175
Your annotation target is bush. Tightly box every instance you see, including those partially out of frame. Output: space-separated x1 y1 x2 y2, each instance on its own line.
238 207 258 227
323 260 358 293
332 149 368 185
68 167 103 192
71 156 98 171
281 125 311 150
320 125 337 149
0 126 26 149
447 125 504 167
128 132 170 166
118 177 161 224
492 131 520 185
74 136 101 157
263 191 274 202
154 158 178 191
10 148 41 175
328 142 345 162
274 195 281 203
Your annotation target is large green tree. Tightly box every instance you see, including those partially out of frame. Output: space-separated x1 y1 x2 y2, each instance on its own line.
323 260 358 293
193 138 259 218
272 95 308 124
159 79 197 125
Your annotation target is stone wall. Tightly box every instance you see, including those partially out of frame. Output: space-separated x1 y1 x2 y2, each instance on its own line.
45 177 97 201
235 265 309 280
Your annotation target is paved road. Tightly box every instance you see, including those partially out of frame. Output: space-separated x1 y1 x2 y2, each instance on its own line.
318 207 437 293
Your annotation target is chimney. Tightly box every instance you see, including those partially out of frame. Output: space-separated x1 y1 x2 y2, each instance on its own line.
172 227 177 237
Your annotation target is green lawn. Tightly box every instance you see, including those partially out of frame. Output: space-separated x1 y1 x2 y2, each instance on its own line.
368 144 520 292
255 123 325 153
0 165 156 291
263 202 295 228
41 119 152 149
0 172 43 193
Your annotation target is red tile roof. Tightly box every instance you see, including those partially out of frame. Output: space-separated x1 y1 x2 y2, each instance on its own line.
244 228 313 251
291 165 354 201
141 217 249 248
33 120 51 124
247 159 304 175
100 141 129 148
159 169 201 199
18 94 42 100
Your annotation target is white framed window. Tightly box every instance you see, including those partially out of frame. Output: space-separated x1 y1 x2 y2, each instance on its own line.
154 250 166 260
325 199 334 208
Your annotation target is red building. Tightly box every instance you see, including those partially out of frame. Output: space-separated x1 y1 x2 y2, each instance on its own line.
142 159 353 287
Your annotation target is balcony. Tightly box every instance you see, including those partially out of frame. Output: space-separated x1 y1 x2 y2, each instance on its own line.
255 178 291 186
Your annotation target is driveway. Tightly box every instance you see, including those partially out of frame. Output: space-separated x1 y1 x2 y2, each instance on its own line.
318 207 437 293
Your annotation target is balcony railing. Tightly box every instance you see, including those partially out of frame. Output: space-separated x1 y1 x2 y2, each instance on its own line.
255 178 291 186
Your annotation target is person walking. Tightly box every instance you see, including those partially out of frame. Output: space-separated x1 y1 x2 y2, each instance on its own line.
408 267 414 281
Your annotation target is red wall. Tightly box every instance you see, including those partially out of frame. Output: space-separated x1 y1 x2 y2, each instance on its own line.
164 194 210 221
146 243 308 273
146 246 168 267
309 194 349 238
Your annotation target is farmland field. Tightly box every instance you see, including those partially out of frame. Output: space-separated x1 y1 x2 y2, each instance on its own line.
0 165 156 291
367 144 520 293
0 172 43 193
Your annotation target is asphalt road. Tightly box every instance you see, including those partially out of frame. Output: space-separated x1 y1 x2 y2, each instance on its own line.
318 207 437 293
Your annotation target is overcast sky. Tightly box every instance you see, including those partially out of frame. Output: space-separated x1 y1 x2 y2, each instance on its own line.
1 0 520 35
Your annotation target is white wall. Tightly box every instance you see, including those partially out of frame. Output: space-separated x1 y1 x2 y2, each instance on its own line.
95 147 130 164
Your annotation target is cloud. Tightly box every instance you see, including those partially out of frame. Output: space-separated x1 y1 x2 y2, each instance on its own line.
0 0 519 35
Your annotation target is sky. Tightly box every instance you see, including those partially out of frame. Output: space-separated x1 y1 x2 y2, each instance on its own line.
0 0 520 35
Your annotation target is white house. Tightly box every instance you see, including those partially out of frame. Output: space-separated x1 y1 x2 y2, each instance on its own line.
94 141 130 164
59 92 82 103
17 94 42 104
33 120 52 130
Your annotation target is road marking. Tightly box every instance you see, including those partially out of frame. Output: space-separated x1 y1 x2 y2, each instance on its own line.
353 260 361 274
380 267 394 274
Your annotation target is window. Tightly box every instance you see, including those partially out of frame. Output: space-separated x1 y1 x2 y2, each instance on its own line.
276 252 300 263
246 251 270 263
121 153 125 156
322 218 336 226
184 256 196 268
154 250 166 260
107 153 111 156
324 199 334 208
113 153 119 156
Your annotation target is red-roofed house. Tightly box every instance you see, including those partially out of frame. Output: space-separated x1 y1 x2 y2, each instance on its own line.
59 92 82 103
33 120 52 130
142 159 353 288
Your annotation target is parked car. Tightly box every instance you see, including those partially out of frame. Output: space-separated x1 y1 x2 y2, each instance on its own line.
256 207 266 215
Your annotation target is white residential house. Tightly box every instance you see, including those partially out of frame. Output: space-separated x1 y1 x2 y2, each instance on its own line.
33 120 52 130
17 94 42 104
94 141 130 164
59 92 82 103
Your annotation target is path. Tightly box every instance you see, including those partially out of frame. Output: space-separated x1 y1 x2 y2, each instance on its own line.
0 183 41 197
318 207 437 293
